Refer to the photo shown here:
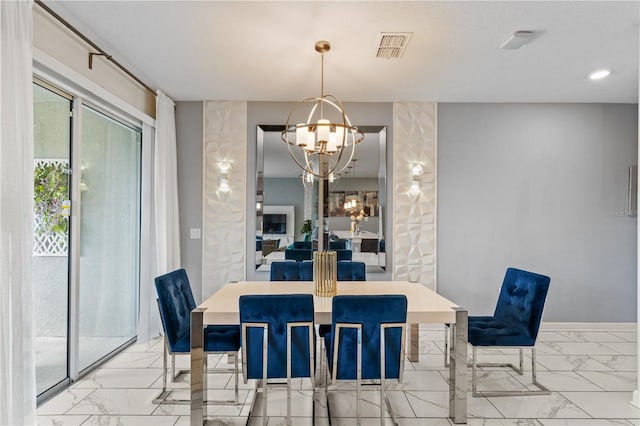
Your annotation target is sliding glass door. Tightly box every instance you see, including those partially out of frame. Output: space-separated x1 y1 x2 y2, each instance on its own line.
78 106 141 369
33 83 72 395
33 81 142 399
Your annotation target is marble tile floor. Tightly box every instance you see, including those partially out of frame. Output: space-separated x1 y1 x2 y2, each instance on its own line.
37 326 640 425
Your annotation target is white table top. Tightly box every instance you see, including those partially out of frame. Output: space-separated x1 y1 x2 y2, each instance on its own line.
197 281 461 326
333 230 379 239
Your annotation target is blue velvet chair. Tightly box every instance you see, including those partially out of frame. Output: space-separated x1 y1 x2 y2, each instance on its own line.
284 247 352 262
289 241 313 250
284 248 313 262
468 267 551 397
329 239 347 250
154 269 241 405
324 295 407 426
335 249 353 261
269 261 366 281
288 240 347 250
240 294 315 426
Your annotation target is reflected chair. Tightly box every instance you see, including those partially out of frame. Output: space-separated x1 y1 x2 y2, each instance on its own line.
329 239 347 250
269 261 366 281
240 294 315 426
335 249 353 261
324 295 407 426
360 238 379 253
154 268 241 405
284 248 313 262
468 267 551 397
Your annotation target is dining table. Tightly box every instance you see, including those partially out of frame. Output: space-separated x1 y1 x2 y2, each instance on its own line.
332 230 378 252
190 280 468 425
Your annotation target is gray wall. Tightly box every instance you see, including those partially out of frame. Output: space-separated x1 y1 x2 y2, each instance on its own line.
175 100 638 321
175 101 204 302
264 177 305 241
437 103 638 322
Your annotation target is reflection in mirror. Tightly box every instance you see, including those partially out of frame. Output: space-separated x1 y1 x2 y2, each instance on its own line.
256 125 386 274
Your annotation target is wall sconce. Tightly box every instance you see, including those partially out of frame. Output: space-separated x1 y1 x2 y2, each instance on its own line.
217 160 231 200
408 163 423 200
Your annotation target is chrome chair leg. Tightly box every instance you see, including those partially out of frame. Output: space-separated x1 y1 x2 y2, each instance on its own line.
286 324 292 426
444 324 450 367
166 334 189 383
153 347 241 405
380 327 386 426
203 355 208 419
262 326 268 426
472 346 477 396
243 323 269 426
472 346 550 397
234 351 239 404
380 323 404 426
356 326 362 426
171 352 176 380
152 340 171 404
325 345 331 424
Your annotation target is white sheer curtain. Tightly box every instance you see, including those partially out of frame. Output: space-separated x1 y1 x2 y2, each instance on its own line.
154 91 181 274
137 123 160 342
0 1 37 424
154 90 181 273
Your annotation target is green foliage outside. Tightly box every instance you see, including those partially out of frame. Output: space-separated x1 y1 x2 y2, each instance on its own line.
300 219 312 235
34 162 69 235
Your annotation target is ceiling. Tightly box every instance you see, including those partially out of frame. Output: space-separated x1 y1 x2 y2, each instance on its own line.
43 1 638 104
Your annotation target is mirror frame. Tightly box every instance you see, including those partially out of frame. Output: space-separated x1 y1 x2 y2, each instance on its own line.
252 124 389 277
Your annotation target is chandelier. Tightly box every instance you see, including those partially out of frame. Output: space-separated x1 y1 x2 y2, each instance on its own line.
281 41 364 179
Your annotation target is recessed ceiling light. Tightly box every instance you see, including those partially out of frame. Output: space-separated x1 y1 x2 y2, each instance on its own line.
588 69 611 80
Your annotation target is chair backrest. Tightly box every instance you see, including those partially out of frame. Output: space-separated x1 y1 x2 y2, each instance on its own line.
270 261 366 281
329 295 407 380
329 239 347 250
360 239 379 253
239 294 314 380
493 267 550 341
154 268 195 353
290 241 312 249
335 249 353 261
284 248 313 262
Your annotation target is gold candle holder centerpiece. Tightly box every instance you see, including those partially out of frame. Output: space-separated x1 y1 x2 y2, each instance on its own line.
313 250 337 297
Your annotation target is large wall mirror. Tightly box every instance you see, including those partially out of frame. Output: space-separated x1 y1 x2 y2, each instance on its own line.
255 124 387 275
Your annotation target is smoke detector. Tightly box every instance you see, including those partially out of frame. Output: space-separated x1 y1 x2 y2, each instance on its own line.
375 32 412 58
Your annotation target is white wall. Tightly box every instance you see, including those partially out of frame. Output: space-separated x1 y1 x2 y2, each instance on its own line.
437 103 638 322
202 101 247 299
33 7 155 117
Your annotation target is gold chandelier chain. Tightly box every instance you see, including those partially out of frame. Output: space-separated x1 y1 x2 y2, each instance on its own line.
320 51 325 118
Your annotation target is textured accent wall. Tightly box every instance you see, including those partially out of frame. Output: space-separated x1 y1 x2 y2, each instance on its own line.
304 185 313 221
202 101 247 298
392 102 437 289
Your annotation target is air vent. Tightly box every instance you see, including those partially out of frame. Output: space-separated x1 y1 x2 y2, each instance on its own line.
376 32 412 58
